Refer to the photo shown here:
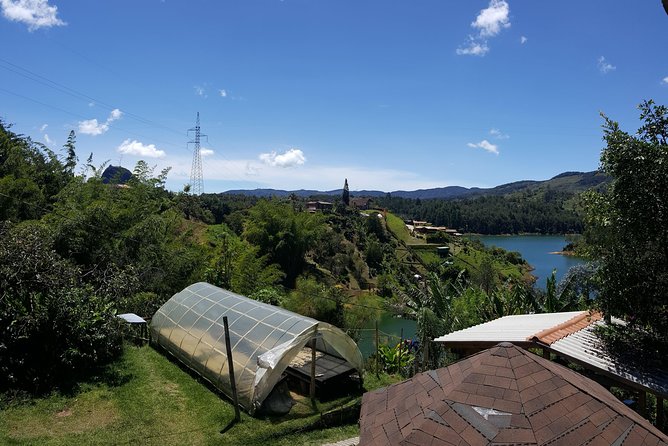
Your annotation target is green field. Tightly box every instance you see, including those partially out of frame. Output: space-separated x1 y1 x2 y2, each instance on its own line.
0 346 360 446
381 211 422 245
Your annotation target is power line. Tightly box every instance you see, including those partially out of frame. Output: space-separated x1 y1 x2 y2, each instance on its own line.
0 85 253 189
0 57 185 138
0 87 187 153
0 59 259 189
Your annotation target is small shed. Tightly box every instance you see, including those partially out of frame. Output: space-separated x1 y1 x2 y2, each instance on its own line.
150 282 363 414
359 343 668 445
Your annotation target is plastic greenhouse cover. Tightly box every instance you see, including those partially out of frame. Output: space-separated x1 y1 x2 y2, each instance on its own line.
150 282 363 414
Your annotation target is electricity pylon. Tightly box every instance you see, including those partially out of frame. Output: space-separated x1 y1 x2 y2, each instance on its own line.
188 112 207 195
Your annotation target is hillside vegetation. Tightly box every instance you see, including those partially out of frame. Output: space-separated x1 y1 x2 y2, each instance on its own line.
4 99 665 437
223 171 609 235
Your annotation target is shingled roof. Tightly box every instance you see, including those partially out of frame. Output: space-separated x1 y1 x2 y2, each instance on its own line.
434 311 668 399
359 343 667 446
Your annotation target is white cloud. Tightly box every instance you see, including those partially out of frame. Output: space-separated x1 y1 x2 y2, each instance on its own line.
39 123 48 132
44 133 53 144
259 148 306 168
159 154 459 192
245 162 260 176
118 139 166 158
194 85 207 98
472 0 510 37
219 89 227 98
490 128 509 139
109 108 122 121
661 76 668 85
456 39 489 56
1 0 65 31
520 36 527 44
597 56 616 74
457 0 510 57
468 140 499 155
200 148 214 157
78 118 108 136
78 109 122 135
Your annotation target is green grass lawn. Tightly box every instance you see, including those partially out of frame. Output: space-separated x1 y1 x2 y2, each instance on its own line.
0 346 360 446
382 212 422 245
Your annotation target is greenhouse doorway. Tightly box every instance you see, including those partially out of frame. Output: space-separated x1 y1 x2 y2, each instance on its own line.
285 343 362 402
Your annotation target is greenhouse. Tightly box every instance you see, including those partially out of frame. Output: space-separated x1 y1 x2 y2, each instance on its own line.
150 282 364 415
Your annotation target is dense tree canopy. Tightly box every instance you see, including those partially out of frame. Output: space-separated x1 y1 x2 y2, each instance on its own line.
376 190 584 234
584 100 668 349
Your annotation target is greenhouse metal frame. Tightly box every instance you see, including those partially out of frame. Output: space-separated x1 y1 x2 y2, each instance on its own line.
150 282 363 414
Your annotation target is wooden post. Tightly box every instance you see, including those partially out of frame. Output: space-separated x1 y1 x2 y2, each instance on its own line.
310 328 317 401
657 397 664 430
422 337 429 372
542 347 550 360
638 391 647 418
398 328 404 372
223 316 241 423
375 321 380 378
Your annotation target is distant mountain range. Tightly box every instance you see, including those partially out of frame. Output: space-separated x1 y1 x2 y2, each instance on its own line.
221 171 609 200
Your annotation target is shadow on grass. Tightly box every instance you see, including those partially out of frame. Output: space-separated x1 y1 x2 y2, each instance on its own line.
219 418 239 434
1 345 136 407
151 341 363 437
57 349 136 398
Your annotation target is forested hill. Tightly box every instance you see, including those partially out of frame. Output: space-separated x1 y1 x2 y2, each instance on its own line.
223 170 608 200
375 171 610 234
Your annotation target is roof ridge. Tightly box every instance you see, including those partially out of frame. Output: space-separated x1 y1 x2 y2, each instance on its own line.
529 311 601 345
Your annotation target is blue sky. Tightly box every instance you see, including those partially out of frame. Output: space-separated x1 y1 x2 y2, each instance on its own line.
1 1 667 192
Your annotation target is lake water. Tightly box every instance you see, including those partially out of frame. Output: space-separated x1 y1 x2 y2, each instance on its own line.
473 234 584 289
358 312 417 358
358 235 584 358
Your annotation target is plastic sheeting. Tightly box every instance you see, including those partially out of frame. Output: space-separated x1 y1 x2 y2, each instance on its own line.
150 282 363 414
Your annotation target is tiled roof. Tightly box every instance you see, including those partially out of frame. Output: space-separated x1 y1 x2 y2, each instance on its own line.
359 343 668 446
531 311 602 345
434 311 668 399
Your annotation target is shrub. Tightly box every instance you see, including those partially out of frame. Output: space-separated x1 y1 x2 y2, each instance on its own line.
0 222 123 393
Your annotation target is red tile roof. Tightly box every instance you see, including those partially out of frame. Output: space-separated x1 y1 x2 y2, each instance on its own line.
530 311 602 345
359 343 668 446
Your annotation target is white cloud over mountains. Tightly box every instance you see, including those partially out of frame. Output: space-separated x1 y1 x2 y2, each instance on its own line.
78 108 122 136
1 0 65 31
118 139 165 158
468 139 499 155
160 154 452 192
457 0 510 57
259 148 306 168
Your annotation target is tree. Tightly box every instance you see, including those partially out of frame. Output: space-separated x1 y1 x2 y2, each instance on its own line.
63 130 77 175
584 100 668 351
394 273 458 369
282 276 340 324
0 121 73 220
243 199 324 287
342 178 350 206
